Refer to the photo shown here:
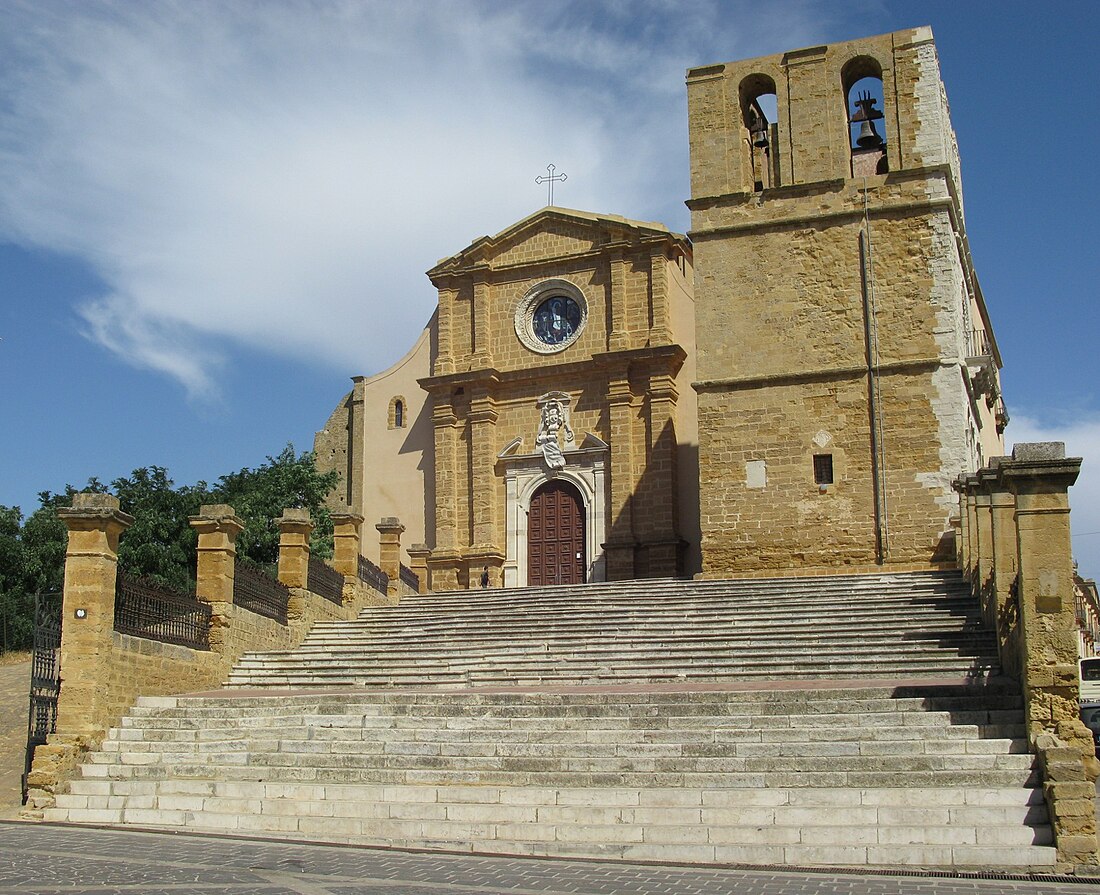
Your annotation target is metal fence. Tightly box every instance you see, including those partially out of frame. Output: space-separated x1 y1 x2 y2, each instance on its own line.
114 572 211 650
357 555 389 596
233 561 290 624
23 591 61 803
399 563 419 592
308 556 345 605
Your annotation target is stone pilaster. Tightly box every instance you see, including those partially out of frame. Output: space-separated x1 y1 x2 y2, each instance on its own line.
376 517 405 599
277 509 313 590
471 269 493 369
55 493 134 740
435 285 457 376
468 388 499 550
330 512 364 578
648 247 672 347
642 372 681 576
430 400 461 590
406 544 431 595
608 248 629 351
604 374 637 580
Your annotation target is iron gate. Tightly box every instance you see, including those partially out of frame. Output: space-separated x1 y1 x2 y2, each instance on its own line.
22 591 61 804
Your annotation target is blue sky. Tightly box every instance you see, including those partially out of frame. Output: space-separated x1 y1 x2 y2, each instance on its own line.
1 1 1097 578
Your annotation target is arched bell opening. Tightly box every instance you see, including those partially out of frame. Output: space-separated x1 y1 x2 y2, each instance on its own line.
739 74 779 191
843 57 889 177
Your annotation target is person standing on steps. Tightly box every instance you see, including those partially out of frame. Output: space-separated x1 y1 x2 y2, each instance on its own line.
479 566 490 588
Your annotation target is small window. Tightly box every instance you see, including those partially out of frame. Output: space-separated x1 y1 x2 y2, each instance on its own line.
813 454 834 486
388 395 407 430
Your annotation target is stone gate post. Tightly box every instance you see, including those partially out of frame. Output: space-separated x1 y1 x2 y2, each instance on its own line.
189 504 244 651
277 509 313 590
330 512 364 578
54 493 133 740
1000 442 1097 865
376 517 405 599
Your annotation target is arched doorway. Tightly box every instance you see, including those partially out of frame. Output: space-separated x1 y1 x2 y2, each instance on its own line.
527 480 586 586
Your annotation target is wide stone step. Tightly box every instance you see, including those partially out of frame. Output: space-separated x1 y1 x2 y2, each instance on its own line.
44 782 1055 869
226 658 998 688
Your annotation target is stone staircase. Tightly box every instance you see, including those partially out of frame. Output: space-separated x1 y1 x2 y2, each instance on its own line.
226 571 999 688
44 571 1058 870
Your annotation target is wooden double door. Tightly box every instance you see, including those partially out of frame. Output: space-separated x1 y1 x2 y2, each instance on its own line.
527 480 586 586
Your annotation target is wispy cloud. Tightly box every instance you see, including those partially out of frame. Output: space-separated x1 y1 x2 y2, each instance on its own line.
0 0 832 398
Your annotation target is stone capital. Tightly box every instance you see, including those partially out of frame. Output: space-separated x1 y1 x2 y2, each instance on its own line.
188 504 245 539
376 517 406 536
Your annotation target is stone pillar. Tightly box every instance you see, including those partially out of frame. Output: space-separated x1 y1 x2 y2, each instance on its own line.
330 512 364 578
189 505 244 604
998 443 1097 865
988 461 1020 672
376 517 405 599
55 493 133 740
189 505 243 653
406 544 431 595
277 509 313 590
604 374 637 580
999 443 1082 736
974 472 996 628
951 476 969 573
965 473 981 589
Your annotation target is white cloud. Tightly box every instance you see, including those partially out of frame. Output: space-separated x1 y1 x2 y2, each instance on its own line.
0 0 831 398
1007 414 1100 581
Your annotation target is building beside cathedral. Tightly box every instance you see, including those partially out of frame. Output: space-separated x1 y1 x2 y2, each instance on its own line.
315 26 1007 591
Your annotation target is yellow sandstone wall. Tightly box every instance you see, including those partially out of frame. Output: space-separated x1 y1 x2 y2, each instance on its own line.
688 27 1004 575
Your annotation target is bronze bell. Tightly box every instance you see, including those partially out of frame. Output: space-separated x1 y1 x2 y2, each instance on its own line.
856 118 884 149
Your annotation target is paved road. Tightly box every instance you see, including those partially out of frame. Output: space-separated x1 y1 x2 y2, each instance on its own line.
0 822 1093 895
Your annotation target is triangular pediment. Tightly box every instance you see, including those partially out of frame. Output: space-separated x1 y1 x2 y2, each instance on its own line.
428 207 680 278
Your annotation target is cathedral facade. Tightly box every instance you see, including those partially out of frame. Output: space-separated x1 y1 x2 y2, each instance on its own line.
315 27 1005 590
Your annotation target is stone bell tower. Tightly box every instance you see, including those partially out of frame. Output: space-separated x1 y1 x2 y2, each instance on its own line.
687 27 1006 576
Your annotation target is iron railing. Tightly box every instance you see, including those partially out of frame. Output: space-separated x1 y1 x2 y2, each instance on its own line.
114 572 211 650
308 556 345 605
399 563 419 592
233 561 289 625
24 591 61 803
358 555 389 595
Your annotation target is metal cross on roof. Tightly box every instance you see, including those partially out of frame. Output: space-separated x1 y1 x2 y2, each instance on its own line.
535 164 567 206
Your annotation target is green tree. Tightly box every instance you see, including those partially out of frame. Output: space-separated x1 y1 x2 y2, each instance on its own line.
112 467 208 593
0 447 338 643
212 446 339 566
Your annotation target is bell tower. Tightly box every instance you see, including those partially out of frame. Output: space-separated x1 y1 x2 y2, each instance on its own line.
687 27 1006 576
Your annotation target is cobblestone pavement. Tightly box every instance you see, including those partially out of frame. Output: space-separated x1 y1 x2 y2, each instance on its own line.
0 659 29 819
0 823 1094 895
